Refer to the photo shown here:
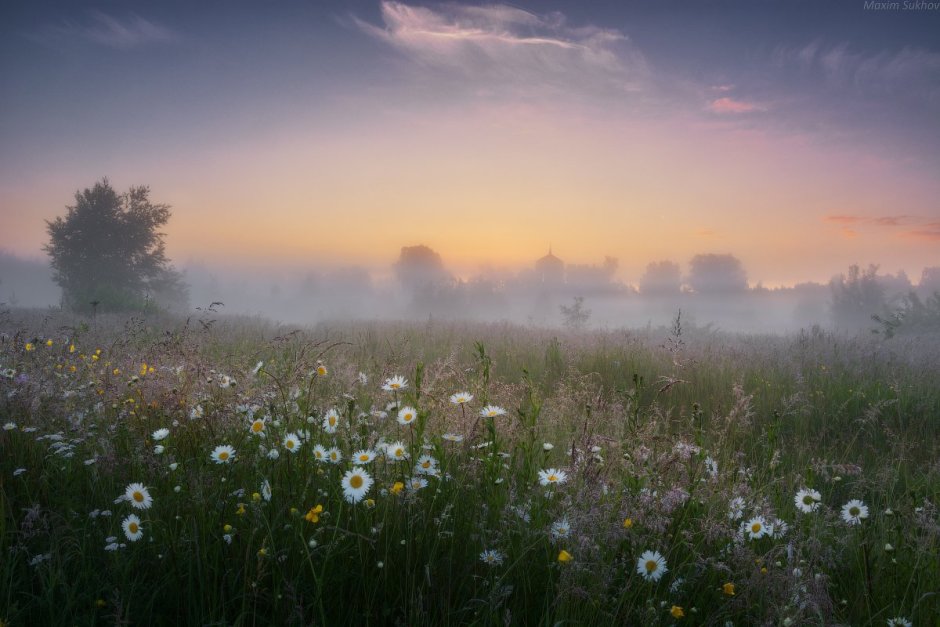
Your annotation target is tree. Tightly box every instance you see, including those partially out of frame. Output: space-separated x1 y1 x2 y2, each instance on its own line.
45 179 188 312
394 245 450 292
639 260 682 296
560 296 591 330
686 254 748 294
829 264 885 331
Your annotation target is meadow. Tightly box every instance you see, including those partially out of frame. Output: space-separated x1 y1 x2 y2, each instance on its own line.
1 307 938 626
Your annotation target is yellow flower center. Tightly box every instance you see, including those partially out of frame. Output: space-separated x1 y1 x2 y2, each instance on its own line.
548 474 558 482
287 440 295 449
133 491 144 502
404 413 413 421
219 451 229 460
252 422 263 432
328 417 336 426
350 475 364 489
317 366 327 376
646 560 657 572
359 454 369 461
751 523 762 533
422 461 431 469
803 495 813 505
850 507 860 516
391 383 400 389
129 522 139 533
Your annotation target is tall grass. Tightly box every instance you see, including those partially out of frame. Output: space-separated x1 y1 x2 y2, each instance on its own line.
1 308 938 625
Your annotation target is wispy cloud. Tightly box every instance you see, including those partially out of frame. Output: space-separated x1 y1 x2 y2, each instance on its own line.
904 222 940 241
352 1 647 92
825 214 940 241
773 42 940 102
708 97 764 114
32 11 177 49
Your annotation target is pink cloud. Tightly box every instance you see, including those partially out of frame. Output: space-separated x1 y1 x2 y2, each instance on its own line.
708 97 763 114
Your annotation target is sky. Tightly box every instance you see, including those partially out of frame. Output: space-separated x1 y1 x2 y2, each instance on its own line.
1 0 939 287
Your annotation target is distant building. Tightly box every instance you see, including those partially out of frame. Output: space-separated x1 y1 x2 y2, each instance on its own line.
535 247 564 285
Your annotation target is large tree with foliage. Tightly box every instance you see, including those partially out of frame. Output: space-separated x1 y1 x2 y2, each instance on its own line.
45 179 187 312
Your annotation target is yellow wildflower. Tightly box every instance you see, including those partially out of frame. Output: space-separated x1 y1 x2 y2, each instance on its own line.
236 504 246 516
305 505 323 523
722 582 735 596
623 518 633 529
316 364 328 377
69 344 75 353
557 550 573 563
140 364 148 376
25 342 34 352
390 481 405 495
251 492 261 502
670 606 685 619
46 339 53 347
223 524 233 533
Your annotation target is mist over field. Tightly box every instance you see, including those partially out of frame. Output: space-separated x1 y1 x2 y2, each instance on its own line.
3 245 938 335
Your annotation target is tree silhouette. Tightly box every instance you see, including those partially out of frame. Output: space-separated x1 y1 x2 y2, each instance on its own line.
686 254 748 294
639 260 682 296
45 179 187 312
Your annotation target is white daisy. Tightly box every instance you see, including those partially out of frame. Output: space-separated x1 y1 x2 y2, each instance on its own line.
550 518 571 542
841 499 869 525
449 391 473 405
352 449 377 465
886 617 912 627
248 418 266 436
124 483 153 510
480 405 506 418
636 550 668 582
538 468 568 487
407 477 429 492
382 375 408 392
326 447 343 464
322 409 341 434
122 514 144 542
261 479 272 502
480 549 504 566
703 456 718 478
151 428 170 441
415 455 438 475
794 488 822 514
312 444 327 462
397 406 418 426
385 441 409 461
743 515 771 540
341 468 373 503
282 432 302 453
442 433 464 443
728 496 746 520
211 444 235 464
